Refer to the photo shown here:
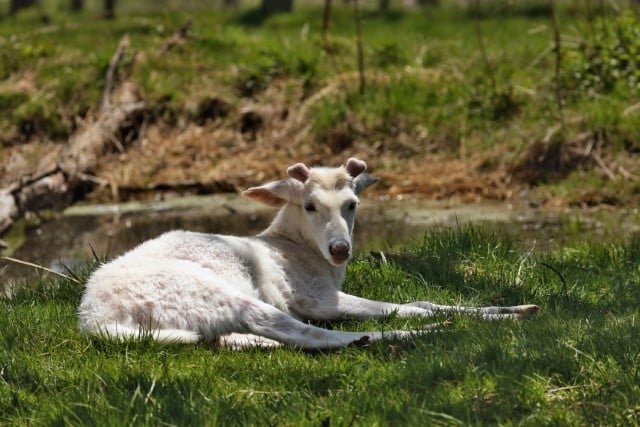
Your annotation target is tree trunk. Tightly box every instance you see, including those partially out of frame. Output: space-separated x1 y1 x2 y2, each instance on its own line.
261 0 293 15
10 0 38 14
103 0 115 19
353 0 365 95
70 0 84 11
322 0 332 40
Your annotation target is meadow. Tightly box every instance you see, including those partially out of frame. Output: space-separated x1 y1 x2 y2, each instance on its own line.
2 226 639 425
2 2 640 425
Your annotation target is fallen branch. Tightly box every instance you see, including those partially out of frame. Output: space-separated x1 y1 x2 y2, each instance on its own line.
0 37 145 238
623 102 640 116
0 97 145 238
0 255 81 284
591 151 617 181
59 98 145 177
101 34 130 112
352 0 365 95
618 165 639 181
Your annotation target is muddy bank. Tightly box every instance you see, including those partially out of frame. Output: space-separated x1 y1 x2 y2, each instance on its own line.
3 194 639 292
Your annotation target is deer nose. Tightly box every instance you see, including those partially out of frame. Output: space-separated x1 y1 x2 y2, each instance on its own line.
329 240 351 263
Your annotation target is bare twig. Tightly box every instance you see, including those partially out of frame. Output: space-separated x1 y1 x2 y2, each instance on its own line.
1 256 81 285
76 172 110 186
549 0 565 132
322 0 332 42
12 165 61 193
159 18 192 54
524 43 554 71
623 102 640 116
353 0 365 95
543 124 562 143
591 151 617 181
101 34 130 112
475 18 497 95
618 165 639 181
109 134 125 153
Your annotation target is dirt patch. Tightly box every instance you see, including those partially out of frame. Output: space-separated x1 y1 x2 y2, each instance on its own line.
89 118 518 204
85 78 520 205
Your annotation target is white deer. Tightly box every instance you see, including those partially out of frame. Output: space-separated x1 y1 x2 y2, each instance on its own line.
79 158 538 349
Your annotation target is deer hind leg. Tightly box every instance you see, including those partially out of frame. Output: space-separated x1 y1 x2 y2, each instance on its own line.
94 324 202 343
405 301 539 320
236 297 435 350
218 333 282 350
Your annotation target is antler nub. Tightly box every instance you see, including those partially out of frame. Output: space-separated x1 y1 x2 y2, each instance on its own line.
345 158 367 178
287 163 311 183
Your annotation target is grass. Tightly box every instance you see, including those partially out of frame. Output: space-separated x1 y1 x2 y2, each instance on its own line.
2 226 640 425
0 4 636 137
2 4 638 423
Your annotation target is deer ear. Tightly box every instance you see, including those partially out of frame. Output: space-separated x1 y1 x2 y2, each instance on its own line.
345 158 367 178
242 186 286 207
287 163 310 183
242 179 304 207
353 173 378 195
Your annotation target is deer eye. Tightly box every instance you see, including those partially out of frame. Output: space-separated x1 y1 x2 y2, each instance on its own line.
304 202 316 212
348 201 357 211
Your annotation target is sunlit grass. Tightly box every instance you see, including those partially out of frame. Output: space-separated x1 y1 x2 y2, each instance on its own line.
2 226 639 425
1 3 635 143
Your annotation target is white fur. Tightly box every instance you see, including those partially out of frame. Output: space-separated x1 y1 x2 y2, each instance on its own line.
79 158 538 350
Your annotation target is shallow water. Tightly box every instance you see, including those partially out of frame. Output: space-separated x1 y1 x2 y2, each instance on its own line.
2 194 639 291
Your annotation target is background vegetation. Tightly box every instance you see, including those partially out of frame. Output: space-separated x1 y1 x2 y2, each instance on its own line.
1 0 639 207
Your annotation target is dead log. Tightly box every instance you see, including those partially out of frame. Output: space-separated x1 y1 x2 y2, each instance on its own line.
0 32 147 240
0 42 145 242
0 95 145 238
59 98 144 177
